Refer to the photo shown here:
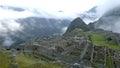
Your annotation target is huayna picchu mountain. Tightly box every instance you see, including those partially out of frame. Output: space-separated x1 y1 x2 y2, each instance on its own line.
64 17 89 35
1 17 120 68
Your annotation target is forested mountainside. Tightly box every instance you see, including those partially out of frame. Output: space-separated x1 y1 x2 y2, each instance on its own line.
1 17 120 68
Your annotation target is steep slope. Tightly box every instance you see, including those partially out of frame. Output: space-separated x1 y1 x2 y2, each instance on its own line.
14 17 70 44
0 17 70 47
80 6 98 24
94 6 120 33
64 17 89 35
12 17 120 68
0 6 99 47
16 17 70 36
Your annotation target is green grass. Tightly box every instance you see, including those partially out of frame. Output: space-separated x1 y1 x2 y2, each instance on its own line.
0 51 64 68
0 51 11 68
16 52 64 68
21 63 64 68
91 34 120 50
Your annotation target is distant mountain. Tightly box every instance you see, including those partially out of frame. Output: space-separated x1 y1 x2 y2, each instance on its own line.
0 6 100 47
64 17 89 35
16 17 70 36
0 17 70 47
0 5 25 11
94 6 120 33
0 5 72 46
13 17 120 68
1 4 120 68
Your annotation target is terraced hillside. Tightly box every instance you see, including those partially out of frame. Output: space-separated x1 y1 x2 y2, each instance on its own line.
0 49 63 68
13 28 120 68
1 17 120 68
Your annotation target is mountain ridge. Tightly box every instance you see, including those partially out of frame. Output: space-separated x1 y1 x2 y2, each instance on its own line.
94 6 120 33
11 17 120 68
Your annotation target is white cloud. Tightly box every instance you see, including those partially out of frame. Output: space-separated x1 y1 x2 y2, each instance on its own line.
97 0 120 17
0 0 100 35
0 19 23 33
0 0 99 18
61 27 68 33
95 0 120 33
3 36 14 47
0 0 100 46
0 8 36 19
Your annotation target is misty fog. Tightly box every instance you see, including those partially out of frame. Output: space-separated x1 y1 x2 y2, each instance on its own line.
0 0 120 46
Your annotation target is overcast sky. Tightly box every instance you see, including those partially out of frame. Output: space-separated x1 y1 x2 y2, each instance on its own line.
1 0 120 46
0 0 100 18
0 0 119 18
0 0 101 34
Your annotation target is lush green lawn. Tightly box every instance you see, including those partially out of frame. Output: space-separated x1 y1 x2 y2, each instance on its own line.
91 34 120 50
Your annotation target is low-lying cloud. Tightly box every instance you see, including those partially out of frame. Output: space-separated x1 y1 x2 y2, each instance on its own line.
0 19 23 47
97 0 120 17
1 0 120 47
95 0 120 33
0 20 23 33
3 36 14 47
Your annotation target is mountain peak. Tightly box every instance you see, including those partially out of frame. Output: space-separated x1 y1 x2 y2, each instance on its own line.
64 17 89 35
73 17 82 21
